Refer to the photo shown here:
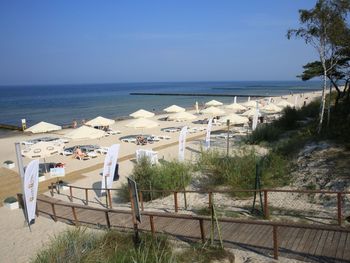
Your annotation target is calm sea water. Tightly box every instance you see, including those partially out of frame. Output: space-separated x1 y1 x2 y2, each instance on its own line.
0 81 321 134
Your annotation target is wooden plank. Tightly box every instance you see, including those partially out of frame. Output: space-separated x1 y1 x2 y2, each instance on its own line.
299 229 317 255
238 224 261 245
254 225 273 249
318 231 334 258
342 232 350 261
289 228 305 252
284 227 301 250
335 232 348 259
295 229 313 253
307 229 323 255
278 226 294 249
327 231 341 259
314 230 330 256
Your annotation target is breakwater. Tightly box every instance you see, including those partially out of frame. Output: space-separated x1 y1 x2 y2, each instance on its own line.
130 92 271 97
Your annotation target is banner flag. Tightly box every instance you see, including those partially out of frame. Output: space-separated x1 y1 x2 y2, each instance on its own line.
205 118 213 150
24 159 39 224
234 96 237 104
178 126 188 162
101 144 120 194
252 109 259 131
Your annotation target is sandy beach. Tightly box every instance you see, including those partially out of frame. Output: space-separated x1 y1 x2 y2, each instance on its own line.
0 90 323 262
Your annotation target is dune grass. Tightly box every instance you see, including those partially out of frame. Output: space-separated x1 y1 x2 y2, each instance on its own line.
31 228 234 263
119 158 192 202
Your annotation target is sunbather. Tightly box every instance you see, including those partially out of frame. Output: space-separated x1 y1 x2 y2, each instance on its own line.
73 146 87 160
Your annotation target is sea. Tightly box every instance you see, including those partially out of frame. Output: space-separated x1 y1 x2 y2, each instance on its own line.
0 81 321 137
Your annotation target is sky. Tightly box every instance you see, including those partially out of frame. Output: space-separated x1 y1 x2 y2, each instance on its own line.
0 0 319 85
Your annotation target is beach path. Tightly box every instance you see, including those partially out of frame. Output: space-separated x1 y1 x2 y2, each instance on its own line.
36 194 350 263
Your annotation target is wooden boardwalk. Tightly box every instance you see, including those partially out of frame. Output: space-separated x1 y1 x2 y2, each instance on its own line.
37 195 350 262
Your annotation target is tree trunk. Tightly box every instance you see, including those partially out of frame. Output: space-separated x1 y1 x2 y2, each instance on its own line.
327 83 332 128
318 69 327 134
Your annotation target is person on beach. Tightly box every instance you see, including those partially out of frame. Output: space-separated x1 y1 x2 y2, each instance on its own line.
72 120 77 128
73 146 86 159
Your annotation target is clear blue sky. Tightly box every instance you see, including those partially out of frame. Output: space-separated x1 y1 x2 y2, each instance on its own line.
0 0 318 85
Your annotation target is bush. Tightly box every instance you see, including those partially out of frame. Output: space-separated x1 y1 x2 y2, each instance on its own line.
196 150 289 195
246 124 282 144
119 158 192 202
31 228 176 263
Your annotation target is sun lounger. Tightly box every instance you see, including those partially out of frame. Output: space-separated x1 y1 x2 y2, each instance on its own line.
106 129 121 135
121 137 137 143
136 149 158 165
95 147 109 154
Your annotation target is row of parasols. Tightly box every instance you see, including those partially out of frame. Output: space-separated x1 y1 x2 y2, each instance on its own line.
23 97 295 140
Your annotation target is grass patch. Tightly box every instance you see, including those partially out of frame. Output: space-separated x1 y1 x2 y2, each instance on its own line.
32 228 234 263
196 150 289 197
119 158 192 202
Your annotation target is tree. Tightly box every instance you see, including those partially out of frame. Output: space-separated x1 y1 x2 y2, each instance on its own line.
287 0 350 133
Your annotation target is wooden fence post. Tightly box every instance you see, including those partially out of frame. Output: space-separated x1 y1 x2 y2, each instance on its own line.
139 191 144 211
107 189 112 209
105 211 111 228
150 215 155 235
71 207 79 226
69 186 73 202
337 193 342 226
85 189 89 205
199 219 205 243
174 192 178 213
273 225 278 260
51 203 57 222
50 183 54 196
264 190 270 219
208 192 212 209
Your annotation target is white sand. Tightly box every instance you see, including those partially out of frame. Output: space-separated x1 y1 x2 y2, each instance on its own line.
0 90 323 262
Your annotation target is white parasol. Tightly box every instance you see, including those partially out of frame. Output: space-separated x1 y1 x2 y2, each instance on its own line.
25 121 62 134
129 109 155 118
218 114 249 125
242 108 262 117
85 116 115 127
205 100 223 106
168 112 197 121
163 105 186 113
126 118 159 129
200 106 225 116
276 100 294 108
65 125 106 140
260 103 282 114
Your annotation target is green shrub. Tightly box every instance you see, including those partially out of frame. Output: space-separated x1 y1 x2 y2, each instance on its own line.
119 158 192 202
247 124 282 144
196 150 289 196
274 106 299 130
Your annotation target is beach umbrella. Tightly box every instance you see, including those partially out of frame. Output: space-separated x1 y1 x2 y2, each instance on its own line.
200 106 225 116
163 105 186 113
276 100 294 108
126 118 159 129
218 114 249 125
260 103 282 114
25 121 62 134
168 112 197 121
205 100 223 107
225 103 246 112
129 109 155 118
65 125 106 140
241 100 261 108
21 141 64 172
242 108 262 117
85 116 115 127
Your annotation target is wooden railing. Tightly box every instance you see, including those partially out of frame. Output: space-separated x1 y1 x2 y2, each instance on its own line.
37 195 350 260
51 183 350 227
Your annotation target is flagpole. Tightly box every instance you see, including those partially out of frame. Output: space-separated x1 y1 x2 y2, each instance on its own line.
15 143 31 231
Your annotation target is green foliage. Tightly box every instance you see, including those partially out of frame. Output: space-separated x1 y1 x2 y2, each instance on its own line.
120 158 192 202
196 150 289 195
32 228 235 263
31 228 176 263
247 124 282 144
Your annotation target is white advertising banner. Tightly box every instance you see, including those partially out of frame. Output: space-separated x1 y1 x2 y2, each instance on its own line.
101 144 120 194
252 109 259 131
178 126 188 162
234 96 237 104
24 159 39 224
294 95 298 108
205 118 213 150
